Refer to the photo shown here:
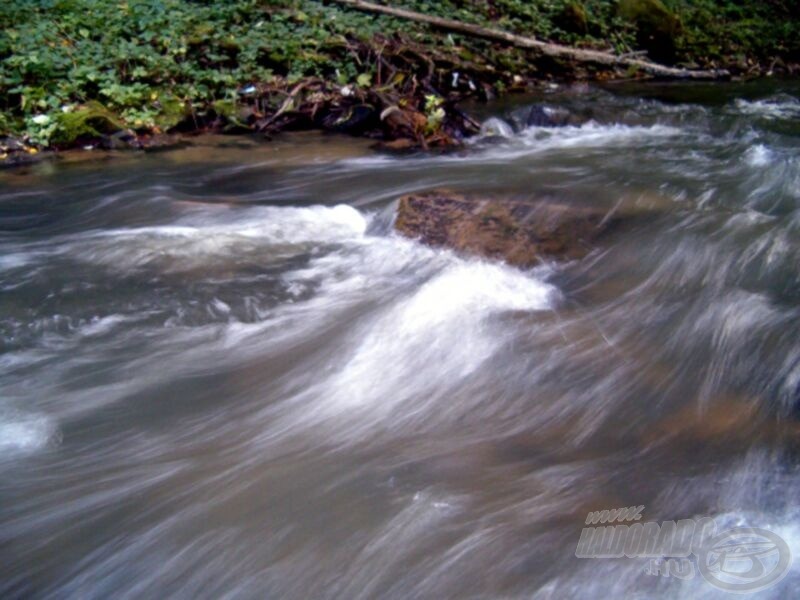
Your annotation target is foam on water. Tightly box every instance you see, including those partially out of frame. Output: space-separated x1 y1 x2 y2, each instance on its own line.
340 122 682 169
245 232 560 446
2 200 559 443
0 411 56 456
0 253 32 272
519 122 682 146
79 314 136 337
469 122 684 163
745 144 773 167
319 259 555 408
731 95 800 120
65 204 368 272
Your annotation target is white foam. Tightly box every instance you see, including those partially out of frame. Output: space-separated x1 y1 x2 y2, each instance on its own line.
338 155 397 168
744 144 773 167
70 204 368 272
519 122 682 148
97 204 367 243
470 122 683 162
0 252 32 272
732 96 800 120
341 122 682 168
0 412 56 455
79 314 131 337
210 298 232 315
267 244 558 438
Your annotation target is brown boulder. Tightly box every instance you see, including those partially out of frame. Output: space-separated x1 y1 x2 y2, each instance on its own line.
394 190 617 267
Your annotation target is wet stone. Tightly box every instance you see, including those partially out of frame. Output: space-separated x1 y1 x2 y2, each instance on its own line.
394 189 620 267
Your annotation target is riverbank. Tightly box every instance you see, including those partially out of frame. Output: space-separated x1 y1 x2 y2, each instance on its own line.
1 0 798 167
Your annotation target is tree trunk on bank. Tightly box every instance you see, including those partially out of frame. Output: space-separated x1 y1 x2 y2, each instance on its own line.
330 0 729 80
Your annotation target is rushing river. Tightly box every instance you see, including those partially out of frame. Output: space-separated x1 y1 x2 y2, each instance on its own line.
1 80 799 599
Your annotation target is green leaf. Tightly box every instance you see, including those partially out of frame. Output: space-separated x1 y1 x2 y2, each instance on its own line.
356 72 371 88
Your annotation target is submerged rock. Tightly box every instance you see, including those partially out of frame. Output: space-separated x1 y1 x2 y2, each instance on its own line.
526 104 575 128
0 137 46 169
134 134 188 152
376 138 418 153
394 190 618 267
480 117 515 138
99 129 138 150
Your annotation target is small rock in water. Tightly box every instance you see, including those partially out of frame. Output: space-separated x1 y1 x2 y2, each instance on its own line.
99 129 138 150
135 134 188 152
526 104 573 128
377 138 417 152
479 117 514 138
394 189 619 267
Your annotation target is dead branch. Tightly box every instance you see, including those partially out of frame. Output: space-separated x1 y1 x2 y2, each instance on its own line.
330 0 729 80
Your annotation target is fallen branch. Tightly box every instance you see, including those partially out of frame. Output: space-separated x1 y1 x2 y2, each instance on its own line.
261 78 323 130
330 0 729 80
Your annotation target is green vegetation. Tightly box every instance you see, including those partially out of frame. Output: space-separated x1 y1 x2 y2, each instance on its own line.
0 0 407 146
387 0 799 61
1 0 797 148
673 0 800 65
617 0 681 62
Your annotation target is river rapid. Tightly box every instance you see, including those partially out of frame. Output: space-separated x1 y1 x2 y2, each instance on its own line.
1 80 799 599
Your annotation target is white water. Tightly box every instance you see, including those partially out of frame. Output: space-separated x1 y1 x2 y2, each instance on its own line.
1 82 799 599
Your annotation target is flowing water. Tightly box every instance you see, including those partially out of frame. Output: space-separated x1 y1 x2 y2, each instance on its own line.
1 80 799 599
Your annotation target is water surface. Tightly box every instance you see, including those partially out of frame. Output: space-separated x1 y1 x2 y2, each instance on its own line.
1 80 800 599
